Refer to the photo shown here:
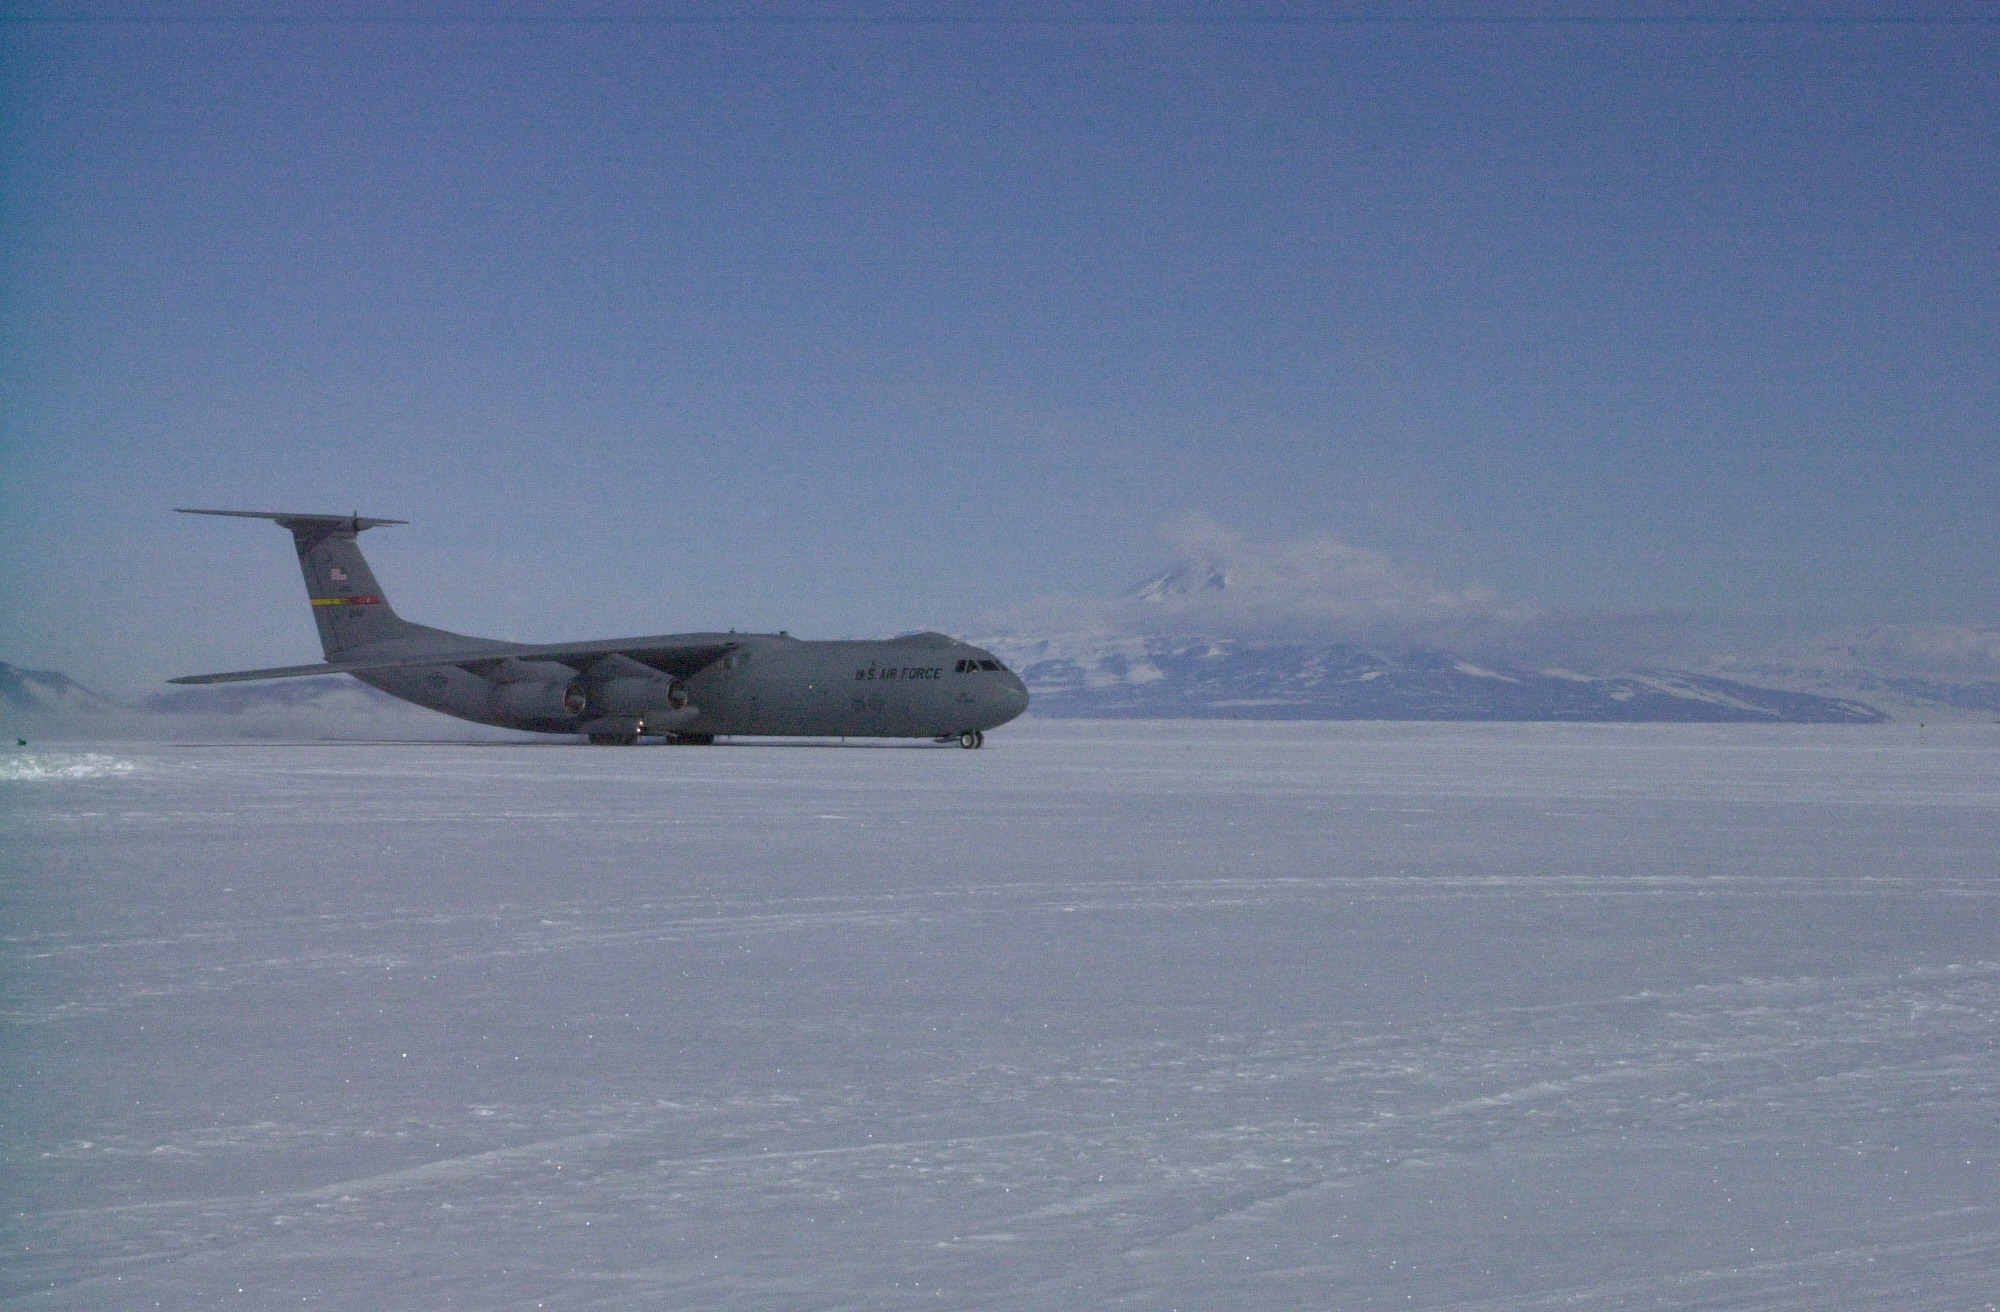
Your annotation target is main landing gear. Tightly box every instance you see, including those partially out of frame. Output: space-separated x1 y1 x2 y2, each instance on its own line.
957 730 985 750
586 731 716 746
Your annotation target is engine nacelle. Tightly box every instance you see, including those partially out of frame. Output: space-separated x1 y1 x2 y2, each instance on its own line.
490 679 588 721
592 677 690 716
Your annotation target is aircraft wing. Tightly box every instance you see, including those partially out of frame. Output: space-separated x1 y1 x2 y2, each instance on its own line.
170 637 740 685
170 660 396 685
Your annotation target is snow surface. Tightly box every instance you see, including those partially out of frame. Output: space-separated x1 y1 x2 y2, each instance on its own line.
4 721 1997 1310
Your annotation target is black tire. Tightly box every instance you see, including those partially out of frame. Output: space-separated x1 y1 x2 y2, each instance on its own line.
958 731 979 749
973 731 985 749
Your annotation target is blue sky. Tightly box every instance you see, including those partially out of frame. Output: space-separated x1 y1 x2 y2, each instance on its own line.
3 6 1996 690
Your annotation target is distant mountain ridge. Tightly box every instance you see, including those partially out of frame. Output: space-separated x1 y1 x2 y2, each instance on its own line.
981 633 1887 724
1699 623 2000 721
975 550 2000 723
1124 560 1232 602
0 661 124 715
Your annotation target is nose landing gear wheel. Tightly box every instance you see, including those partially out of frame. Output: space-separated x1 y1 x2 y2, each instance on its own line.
958 730 985 749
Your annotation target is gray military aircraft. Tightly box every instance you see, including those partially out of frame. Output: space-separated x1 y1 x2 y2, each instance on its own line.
171 510 1029 747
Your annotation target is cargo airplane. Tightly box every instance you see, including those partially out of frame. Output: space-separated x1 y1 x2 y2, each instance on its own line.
171 510 1028 747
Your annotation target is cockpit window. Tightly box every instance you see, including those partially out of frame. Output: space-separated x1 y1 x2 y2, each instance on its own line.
956 658 1011 673
977 660 1002 671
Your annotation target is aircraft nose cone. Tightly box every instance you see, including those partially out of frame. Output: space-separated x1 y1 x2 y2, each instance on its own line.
999 676 1030 720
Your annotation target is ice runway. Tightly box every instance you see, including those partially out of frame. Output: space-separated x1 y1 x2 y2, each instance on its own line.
4 721 1997 1310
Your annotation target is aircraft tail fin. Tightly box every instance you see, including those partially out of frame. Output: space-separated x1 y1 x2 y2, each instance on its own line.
176 509 424 658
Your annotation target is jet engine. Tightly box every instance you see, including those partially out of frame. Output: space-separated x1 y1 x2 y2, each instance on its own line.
490 679 588 720
592 676 690 716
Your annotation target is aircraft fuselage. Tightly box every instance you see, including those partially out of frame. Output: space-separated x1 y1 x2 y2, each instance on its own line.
356 631 1029 742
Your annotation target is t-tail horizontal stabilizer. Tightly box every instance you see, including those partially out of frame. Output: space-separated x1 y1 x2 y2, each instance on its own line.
176 507 420 658
174 508 408 531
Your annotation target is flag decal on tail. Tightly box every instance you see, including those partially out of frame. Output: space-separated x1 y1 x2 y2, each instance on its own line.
311 596 382 607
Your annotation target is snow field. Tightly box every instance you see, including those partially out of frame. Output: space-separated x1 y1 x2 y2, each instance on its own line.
3 721 1997 1309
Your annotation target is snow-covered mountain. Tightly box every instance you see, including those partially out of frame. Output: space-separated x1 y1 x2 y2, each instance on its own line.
976 543 1900 723
1123 560 1233 602
0 661 124 716
975 542 2000 723
1699 624 2000 723
981 631 1887 723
